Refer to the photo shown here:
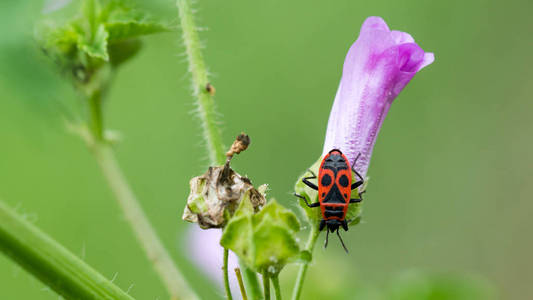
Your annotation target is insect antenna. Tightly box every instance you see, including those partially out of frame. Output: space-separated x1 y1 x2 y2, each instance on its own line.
337 229 349 253
324 229 330 248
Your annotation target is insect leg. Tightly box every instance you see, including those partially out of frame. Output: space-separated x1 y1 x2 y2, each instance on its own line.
302 170 318 190
351 153 365 190
349 197 362 203
324 229 330 248
294 193 320 208
341 220 348 231
319 220 326 231
336 229 349 253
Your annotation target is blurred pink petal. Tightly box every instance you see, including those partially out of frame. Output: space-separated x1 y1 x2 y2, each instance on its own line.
186 226 241 298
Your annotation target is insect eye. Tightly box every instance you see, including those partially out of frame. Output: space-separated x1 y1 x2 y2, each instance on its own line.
321 174 332 186
338 174 349 187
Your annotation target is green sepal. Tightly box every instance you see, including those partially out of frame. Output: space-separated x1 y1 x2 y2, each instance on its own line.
77 24 109 61
221 199 304 275
106 21 170 41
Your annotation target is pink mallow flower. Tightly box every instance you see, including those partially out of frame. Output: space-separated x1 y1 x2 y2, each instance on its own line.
323 16 434 178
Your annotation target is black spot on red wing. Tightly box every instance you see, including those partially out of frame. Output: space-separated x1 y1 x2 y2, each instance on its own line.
344 193 348 198
322 193 325 197
339 174 349 187
321 174 332 186
322 184 346 204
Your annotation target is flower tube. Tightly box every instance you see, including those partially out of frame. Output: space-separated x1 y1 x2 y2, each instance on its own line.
323 16 434 178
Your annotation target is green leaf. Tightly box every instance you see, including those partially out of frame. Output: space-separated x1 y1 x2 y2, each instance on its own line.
100 0 172 42
108 38 142 67
106 21 170 42
254 200 300 232
252 222 300 274
221 200 302 275
77 24 109 61
38 0 170 77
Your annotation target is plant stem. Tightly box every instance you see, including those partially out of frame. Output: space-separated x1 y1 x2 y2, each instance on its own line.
0 200 134 300
223 248 233 300
234 268 248 300
90 141 198 300
291 226 320 300
263 271 271 300
176 0 226 165
272 275 282 300
88 90 104 140
241 264 263 300
176 0 263 298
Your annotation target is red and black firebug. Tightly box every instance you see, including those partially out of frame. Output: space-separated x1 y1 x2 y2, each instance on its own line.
295 149 365 252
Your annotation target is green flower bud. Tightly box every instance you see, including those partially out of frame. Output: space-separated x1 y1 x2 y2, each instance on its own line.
220 199 308 275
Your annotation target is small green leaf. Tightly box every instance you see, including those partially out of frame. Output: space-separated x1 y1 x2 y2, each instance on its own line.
77 24 109 61
38 0 170 78
106 21 170 42
220 215 254 266
108 38 142 67
254 200 300 232
100 0 172 42
252 222 300 275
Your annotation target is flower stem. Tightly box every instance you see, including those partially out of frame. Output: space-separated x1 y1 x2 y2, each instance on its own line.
291 226 320 300
0 200 134 300
176 0 263 298
234 268 248 300
90 140 198 300
272 275 282 300
263 271 271 300
241 264 263 300
176 0 226 165
223 248 233 300
88 90 104 140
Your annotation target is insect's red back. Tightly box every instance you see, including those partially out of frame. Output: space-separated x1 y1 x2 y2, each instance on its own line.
318 150 352 220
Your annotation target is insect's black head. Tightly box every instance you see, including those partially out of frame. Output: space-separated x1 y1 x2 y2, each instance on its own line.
319 219 348 232
320 219 350 253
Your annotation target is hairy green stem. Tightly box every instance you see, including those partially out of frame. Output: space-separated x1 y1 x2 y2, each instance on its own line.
263 271 271 300
176 0 263 298
272 275 282 300
0 200 134 300
291 226 320 300
90 141 198 300
176 0 226 165
223 248 233 300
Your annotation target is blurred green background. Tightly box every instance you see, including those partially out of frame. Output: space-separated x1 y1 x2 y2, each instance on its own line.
1 0 532 299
